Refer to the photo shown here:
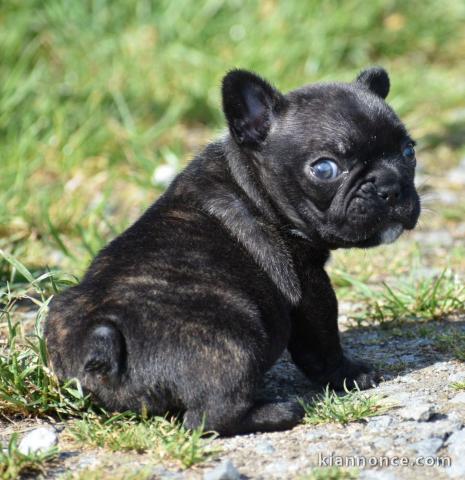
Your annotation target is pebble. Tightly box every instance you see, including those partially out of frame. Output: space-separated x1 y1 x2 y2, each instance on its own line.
410 437 444 457
203 460 241 480
365 415 393 432
360 471 399 480
398 354 417 363
446 429 465 478
76 454 100 469
397 403 436 422
449 392 465 404
18 427 58 455
254 440 275 454
263 460 303 476
385 392 411 407
449 372 465 383
151 467 185 479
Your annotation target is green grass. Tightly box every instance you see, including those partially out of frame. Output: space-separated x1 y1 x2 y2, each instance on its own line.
433 330 465 361
1 1 465 476
341 269 465 327
60 467 153 480
0 251 90 417
299 468 359 480
0 433 59 480
451 381 465 391
1 0 465 275
68 413 218 468
301 385 389 426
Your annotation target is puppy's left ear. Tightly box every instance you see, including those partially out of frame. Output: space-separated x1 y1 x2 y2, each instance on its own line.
356 66 390 99
222 69 286 149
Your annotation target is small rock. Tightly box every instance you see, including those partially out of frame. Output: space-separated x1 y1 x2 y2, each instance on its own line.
76 454 100 469
399 354 417 363
410 437 444 457
360 471 398 480
372 437 394 450
203 460 241 480
397 403 436 421
446 429 465 478
450 372 465 382
450 392 465 404
385 391 411 406
151 467 184 479
305 429 325 441
365 415 393 432
254 440 275 454
18 427 57 455
264 460 302 476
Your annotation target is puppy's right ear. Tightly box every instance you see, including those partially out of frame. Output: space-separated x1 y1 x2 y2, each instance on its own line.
222 69 286 149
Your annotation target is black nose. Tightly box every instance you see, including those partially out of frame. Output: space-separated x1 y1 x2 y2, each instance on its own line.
373 171 401 206
377 183 401 205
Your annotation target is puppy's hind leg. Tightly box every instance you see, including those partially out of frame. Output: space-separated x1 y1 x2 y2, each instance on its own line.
184 397 304 436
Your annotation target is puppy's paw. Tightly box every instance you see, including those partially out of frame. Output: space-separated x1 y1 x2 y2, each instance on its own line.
321 355 380 391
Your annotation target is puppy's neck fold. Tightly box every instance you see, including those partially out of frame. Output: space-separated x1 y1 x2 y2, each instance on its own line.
199 139 302 305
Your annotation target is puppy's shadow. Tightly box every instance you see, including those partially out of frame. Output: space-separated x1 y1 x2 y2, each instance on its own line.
263 317 465 402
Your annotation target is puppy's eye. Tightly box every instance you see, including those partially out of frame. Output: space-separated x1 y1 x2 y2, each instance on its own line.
310 159 340 180
402 144 415 161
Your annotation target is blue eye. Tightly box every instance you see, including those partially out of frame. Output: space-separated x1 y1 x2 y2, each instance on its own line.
403 144 415 161
311 158 340 180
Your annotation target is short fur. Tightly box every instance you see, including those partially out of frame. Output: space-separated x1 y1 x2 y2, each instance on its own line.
45 67 420 435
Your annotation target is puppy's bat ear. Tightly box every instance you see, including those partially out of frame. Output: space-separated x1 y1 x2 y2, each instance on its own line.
356 67 390 99
222 69 286 149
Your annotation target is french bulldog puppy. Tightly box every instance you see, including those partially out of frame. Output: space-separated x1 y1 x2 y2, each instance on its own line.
45 67 420 435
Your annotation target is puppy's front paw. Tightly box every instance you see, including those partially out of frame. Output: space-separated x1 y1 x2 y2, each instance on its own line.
322 355 380 390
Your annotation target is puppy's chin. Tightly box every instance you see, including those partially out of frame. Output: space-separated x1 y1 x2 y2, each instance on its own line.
317 222 405 249
349 222 404 248
378 223 404 245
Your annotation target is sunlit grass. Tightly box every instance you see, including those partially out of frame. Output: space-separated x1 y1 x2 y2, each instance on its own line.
1 0 465 274
337 268 465 327
301 385 389 426
68 412 218 468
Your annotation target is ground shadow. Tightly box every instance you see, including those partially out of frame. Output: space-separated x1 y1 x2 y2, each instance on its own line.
263 316 465 402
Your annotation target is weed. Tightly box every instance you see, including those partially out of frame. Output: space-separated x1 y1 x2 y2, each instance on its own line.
433 330 465 361
68 413 218 468
301 385 388 426
299 467 359 479
60 467 153 480
0 252 90 417
451 381 465 390
344 269 465 326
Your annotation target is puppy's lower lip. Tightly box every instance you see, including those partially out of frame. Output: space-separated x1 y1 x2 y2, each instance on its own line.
380 223 404 244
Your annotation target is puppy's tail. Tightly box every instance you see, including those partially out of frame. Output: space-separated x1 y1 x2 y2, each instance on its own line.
83 322 126 384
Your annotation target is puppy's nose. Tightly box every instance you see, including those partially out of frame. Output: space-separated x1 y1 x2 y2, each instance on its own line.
376 182 401 206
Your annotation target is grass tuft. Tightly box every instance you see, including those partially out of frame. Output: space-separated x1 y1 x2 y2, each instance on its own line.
433 330 465 361
60 467 154 480
0 251 90 418
299 467 359 480
451 381 465 391
301 385 389 426
68 412 218 468
343 269 465 327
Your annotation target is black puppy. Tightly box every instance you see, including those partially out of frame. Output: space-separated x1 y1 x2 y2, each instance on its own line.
45 67 420 435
